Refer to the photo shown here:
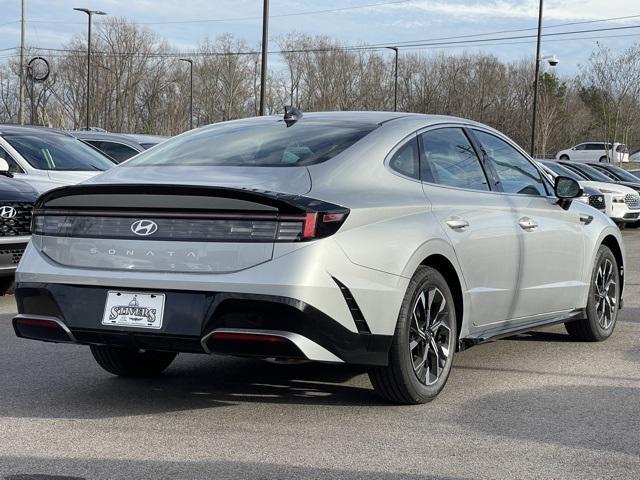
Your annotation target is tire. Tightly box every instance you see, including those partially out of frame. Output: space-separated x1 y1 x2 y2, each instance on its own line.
90 345 177 377
599 156 608 163
559 155 570 160
565 245 619 342
369 266 457 404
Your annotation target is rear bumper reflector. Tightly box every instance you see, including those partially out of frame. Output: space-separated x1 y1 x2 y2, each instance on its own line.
201 328 344 363
12 314 76 344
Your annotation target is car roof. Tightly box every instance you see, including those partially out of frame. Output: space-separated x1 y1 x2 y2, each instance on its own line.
69 131 168 146
0 124 75 137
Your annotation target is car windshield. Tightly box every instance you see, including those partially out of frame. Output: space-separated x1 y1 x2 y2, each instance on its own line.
564 163 613 182
125 120 378 167
4 133 115 171
541 161 585 181
596 164 639 182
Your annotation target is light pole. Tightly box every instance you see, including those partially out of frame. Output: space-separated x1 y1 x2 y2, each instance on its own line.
259 0 269 116
18 0 25 125
179 58 193 130
530 0 544 156
386 47 399 112
74 7 107 130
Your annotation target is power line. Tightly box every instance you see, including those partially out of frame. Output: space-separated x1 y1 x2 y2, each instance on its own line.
25 22 640 58
24 0 414 25
2 30 636 62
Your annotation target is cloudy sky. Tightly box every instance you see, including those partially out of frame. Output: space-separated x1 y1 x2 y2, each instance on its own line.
1 0 639 73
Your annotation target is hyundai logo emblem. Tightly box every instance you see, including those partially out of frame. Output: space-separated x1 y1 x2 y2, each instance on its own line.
0 206 17 219
130 219 158 236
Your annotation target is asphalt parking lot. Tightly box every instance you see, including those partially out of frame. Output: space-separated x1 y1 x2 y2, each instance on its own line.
0 234 638 480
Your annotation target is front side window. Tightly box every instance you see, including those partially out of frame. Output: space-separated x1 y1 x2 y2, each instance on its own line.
389 138 419 179
0 145 24 173
574 144 586 151
3 134 114 171
474 130 546 196
420 128 489 191
125 120 378 167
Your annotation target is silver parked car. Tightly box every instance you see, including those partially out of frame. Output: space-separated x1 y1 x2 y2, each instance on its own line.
0 126 115 193
13 111 624 404
70 131 168 163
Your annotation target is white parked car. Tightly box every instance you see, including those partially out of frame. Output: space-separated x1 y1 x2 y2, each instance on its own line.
0 125 115 194
556 142 629 164
553 160 640 226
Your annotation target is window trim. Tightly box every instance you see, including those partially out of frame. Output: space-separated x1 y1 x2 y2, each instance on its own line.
387 135 421 181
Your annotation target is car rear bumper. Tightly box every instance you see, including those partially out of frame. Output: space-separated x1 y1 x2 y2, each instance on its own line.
14 282 393 366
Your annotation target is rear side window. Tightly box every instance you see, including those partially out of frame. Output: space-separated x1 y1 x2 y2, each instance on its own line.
474 130 546 196
389 138 419 179
586 143 605 151
420 128 489 191
125 120 378 167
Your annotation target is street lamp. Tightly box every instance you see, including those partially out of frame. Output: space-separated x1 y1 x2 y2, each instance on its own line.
259 0 269 116
179 58 193 130
386 47 399 112
74 7 107 130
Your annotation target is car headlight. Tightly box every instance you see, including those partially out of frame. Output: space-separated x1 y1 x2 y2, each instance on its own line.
612 195 626 203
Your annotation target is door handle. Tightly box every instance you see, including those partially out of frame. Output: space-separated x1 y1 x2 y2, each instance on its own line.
580 214 593 225
518 217 538 230
446 217 469 230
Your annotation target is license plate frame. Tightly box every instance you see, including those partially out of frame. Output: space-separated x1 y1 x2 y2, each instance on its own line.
102 291 165 330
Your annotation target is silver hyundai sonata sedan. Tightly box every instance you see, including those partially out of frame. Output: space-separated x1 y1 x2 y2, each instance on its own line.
12 111 624 404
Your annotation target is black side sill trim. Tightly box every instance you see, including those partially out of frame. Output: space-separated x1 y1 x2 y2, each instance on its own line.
332 276 371 334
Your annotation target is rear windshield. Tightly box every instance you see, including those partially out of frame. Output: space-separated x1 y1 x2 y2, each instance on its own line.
125 120 378 167
4 133 115 171
596 164 639 182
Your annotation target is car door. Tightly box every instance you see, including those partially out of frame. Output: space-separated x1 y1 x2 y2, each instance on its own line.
472 129 585 319
572 143 587 161
419 126 521 326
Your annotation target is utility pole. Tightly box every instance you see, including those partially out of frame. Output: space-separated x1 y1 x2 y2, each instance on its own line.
386 47 399 112
18 0 25 125
259 0 269 116
74 8 107 130
179 58 193 130
530 0 544 157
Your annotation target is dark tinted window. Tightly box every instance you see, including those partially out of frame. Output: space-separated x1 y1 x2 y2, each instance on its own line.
0 146 24 173
574 144 586 150
541 161 585 181
592 164 639 182
474 130 546 196
389 138 419 179
4 134 114 171
420 128 488 191
586 143 605 151
560 162 612 182
139 143 158 150
88 141 139 163
126 120 377 167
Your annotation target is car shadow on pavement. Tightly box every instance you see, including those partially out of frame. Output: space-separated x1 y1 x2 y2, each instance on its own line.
0 355 389 420
504 330 573 343
1 458 465 480
456 384 640 456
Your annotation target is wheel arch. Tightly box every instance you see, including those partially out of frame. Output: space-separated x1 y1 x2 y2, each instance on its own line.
601 234 625 300
418 254 464 347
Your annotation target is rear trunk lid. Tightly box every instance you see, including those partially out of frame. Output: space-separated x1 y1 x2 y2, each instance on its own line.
31 181 346 274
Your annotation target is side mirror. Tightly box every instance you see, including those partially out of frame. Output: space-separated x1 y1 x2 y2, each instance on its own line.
571 147 576 150
555 176 582 209
0 158 10 177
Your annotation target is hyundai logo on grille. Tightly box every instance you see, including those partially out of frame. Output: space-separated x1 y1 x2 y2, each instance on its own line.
131 219 158 236
0 206 17 219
